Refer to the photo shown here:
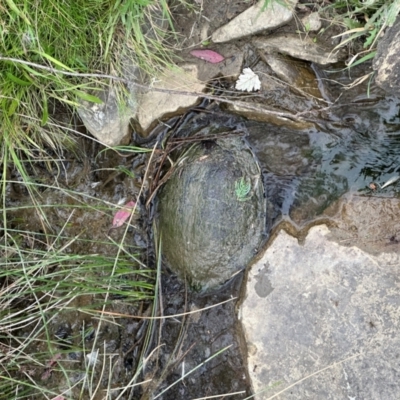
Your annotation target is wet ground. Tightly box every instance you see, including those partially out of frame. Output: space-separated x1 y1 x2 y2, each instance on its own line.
3 1 400 399
4 81 400 399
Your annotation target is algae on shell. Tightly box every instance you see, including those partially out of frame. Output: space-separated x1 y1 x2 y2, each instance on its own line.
158 137 267 290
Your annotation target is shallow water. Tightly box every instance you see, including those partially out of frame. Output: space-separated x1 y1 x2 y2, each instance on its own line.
246 96 400 226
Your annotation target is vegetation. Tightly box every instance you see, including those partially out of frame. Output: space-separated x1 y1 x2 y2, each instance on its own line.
326 0 400 68
0 1 174 397
264 0 400 70
0 198 157 398
1 0 398 397
0 0 174 190
235 177 251 201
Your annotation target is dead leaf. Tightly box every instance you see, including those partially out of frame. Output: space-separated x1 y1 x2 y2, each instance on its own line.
235 68 261 92
112 201 137 229
190 49 225 64
379 176 400 190
41 353 62 381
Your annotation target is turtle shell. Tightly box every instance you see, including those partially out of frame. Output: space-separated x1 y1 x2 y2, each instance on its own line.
158 137 266 290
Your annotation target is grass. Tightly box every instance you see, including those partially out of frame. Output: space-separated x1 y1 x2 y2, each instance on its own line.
3 0 392 398
0 0 176 200
323 0 400 68
0 4 178 393
0 133 160 398
0 178 157 398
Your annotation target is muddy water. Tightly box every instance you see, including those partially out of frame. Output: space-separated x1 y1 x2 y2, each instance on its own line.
247 96 400 227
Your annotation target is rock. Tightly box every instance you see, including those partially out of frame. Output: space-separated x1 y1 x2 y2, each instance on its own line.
158 137 266 290
211 0 297 43
373 17 400 95
253 34 342 64
224 102 314 130
301 12 321 32
241 224 400 399
327 195 400 256
258 52 323 98
191 44 245 81
224 59 320 127
78 85 136 147
78 3 168 146
136 64 206 134
224 61 321 129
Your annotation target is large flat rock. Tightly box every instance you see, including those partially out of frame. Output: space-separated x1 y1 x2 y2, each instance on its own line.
241 224 400 399
136 64 205 134
211 0 296 43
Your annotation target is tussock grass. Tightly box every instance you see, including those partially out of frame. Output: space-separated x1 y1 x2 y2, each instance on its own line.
0 0 176 195
0 239 155 398
0 173 156 398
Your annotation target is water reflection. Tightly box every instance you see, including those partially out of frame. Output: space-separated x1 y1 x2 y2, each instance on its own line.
246 96 400 225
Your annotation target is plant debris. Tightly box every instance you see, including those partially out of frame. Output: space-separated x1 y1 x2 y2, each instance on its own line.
235 68 261 92
190 49 225 63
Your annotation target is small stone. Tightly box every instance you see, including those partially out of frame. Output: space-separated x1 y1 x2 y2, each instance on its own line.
78 87 135 147
258 52 323 98
136 64 206 134
211 0 297 43
253 34 342 64
193 44 244 82
301 12 321 32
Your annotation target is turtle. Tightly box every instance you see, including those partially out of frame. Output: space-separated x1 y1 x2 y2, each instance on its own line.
158 136 267 290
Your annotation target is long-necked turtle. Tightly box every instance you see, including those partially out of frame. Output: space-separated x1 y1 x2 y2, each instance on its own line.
158 137 266 290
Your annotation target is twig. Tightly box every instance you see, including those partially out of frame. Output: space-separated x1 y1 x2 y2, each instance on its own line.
0 56 316 121
0 56 376 126
78 297 237 320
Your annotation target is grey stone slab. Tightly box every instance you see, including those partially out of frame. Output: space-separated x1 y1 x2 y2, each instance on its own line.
241 224 400 399
373 17 400 95
136 64 206 134
211 0 296 44
253 34 341 65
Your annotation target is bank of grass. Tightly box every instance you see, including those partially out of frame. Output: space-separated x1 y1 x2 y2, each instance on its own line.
0 0 175 194
0 2 176 396
0 188 157 398
324 0 400 68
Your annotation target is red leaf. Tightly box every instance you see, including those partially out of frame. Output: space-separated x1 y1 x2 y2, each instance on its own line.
190 49 224 64
41 353 62 381
112 201 136 228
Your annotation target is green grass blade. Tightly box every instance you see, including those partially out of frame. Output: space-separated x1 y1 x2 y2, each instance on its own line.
6 72 32 86
33 51 75 71
73 90 103 104
5 0 31 25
